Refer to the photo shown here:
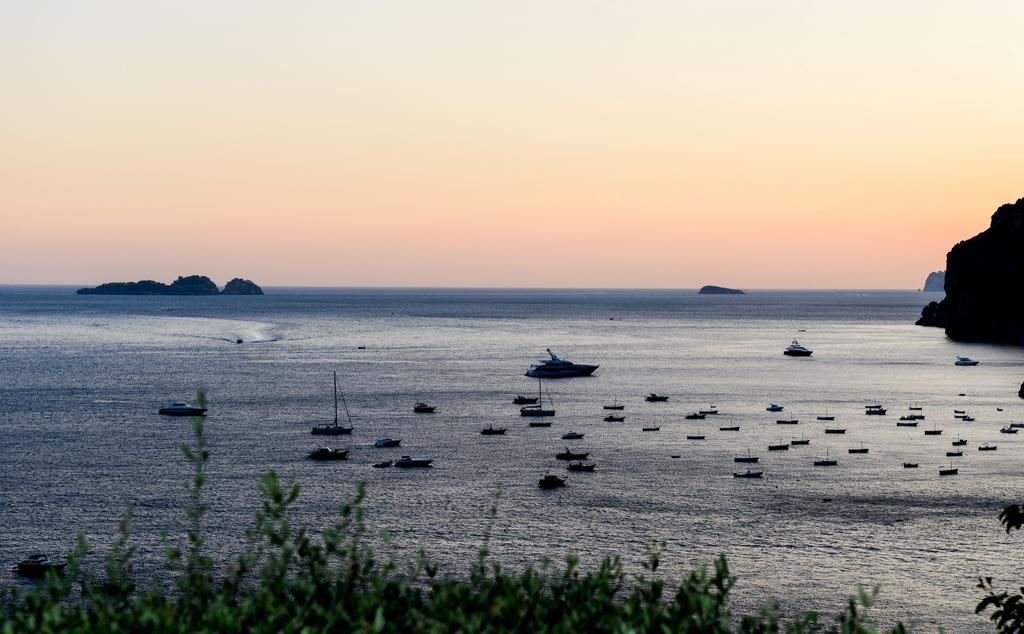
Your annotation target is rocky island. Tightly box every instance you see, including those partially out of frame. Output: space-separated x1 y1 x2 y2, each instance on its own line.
77 275 263 296
922 271 945 292
916 197 1024 343
698 285 745 295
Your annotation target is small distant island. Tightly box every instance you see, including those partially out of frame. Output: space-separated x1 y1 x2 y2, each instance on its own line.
698 285 745 295
76 275 263 296
922 271 945 292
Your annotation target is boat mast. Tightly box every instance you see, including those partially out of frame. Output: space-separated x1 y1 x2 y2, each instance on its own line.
333 371 339 425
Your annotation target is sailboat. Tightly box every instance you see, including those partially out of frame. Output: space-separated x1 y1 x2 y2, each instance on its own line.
311 372 354 435
521 378 555 419
814 448 838 466
603 395 625 411
816 408 835 421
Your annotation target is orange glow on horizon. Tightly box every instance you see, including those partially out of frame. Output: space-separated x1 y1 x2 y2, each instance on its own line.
2 1 1022 288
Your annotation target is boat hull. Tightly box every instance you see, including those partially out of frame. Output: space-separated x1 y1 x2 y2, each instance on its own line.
783 350 812 357
525 365 598 378
311 426 353 435
520 408 555 417
159 407 207 416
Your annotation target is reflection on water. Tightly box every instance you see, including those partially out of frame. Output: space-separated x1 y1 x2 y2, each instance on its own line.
1 287 1021 631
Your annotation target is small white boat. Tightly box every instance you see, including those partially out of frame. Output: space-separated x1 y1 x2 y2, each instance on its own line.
955 356 979 366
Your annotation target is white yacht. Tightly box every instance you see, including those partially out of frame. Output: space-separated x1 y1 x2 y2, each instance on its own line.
955 356 980 366
783 340 813 357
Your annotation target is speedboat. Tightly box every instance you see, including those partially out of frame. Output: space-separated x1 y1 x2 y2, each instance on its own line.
567 461 596 472
979 443 998 451
961 416 976 422
413 402 436 413
685 413 706 420
1000 425 1019 434
783 340 813 357
561 431 584 440
699 406 719 415
955 356 980 366
733 469 763 479
373 437 401 448
525 349 598 378
158 401 207 416
903 462 919 468
513 394 539 405
394 456 433 468
556 448 589 461
645 393 669 402
1010 422 1024 429
603 414 625 422
766 404 784 412
641 426 660 432
16 554 66 578
480 426 507 435
538 474 567 489
897 419 919 427
308 447 348 461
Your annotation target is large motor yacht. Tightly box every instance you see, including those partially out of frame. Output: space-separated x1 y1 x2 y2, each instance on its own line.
783 340 813 357
525 349 598 378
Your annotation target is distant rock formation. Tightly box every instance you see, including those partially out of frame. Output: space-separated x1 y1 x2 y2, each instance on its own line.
77 275 262 296
916 198 1024 343
922 271 945 292
698 285 745 295
221 278 264 295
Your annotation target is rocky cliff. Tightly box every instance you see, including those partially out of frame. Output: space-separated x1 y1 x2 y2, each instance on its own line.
916 198 1024 343
77 275 261 296
221 278 264 295
922 271 945 292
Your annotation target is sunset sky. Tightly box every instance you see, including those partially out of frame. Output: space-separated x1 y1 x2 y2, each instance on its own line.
2 1 1022 288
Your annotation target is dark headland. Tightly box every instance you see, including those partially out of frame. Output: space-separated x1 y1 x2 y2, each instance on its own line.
76 275 263 296
922 271 945 292
698 285 745 295
917 197 1024 343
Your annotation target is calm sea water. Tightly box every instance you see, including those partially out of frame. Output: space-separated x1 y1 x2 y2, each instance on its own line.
3 286 1023 631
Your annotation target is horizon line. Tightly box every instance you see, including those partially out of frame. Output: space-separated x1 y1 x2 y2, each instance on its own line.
0 283 939 292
